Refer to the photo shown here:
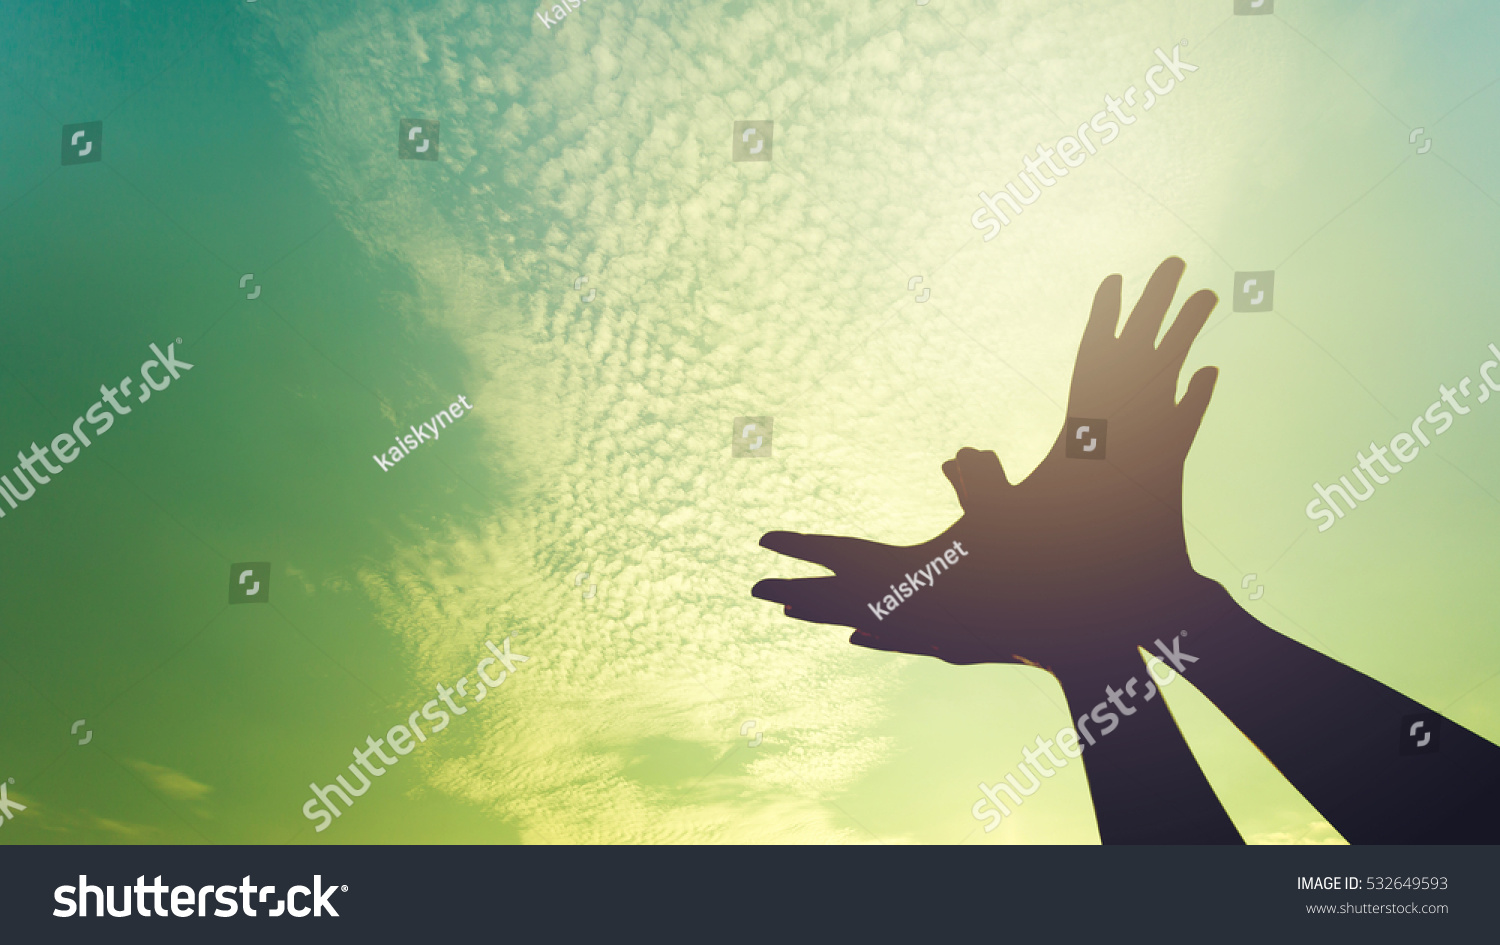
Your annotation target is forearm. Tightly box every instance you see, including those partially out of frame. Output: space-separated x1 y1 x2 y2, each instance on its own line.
1055 655 1242 844
1176 579 1500 843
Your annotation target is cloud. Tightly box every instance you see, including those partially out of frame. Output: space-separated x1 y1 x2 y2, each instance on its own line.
245 0 1257 842
284 563 317 595
128 761 213 802
87 814 160 840
1249 820 1346 846
9 790 162 841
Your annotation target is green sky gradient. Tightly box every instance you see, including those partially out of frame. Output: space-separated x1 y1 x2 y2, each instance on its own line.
2 0 1497 844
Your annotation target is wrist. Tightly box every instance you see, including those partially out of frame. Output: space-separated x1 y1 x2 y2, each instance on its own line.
1049 648 1163 720
1046 577 1238 688
1124 572 1239 648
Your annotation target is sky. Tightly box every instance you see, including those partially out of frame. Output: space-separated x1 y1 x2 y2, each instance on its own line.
1 0 1498 845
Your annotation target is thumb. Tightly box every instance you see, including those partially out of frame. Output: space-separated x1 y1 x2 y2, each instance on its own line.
942 447 1010 513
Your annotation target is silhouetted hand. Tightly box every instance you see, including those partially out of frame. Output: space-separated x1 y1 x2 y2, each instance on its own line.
753 256 1500 847
753 257 1222 674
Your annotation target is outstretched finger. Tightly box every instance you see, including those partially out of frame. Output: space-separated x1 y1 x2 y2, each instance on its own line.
759 531 886 572
1079 272 1124 356
849 629 991 666
1119 256 1186 351
1177 365 1219 438
752 577 855 626
849 628 905 654
1157 288 1217 373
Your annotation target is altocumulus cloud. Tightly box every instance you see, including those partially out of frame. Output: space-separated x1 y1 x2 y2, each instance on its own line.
247 0 1251 842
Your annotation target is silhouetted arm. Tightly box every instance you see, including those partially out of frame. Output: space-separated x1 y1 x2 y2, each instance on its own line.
1176 579 1500 843
1055 654 1242 844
